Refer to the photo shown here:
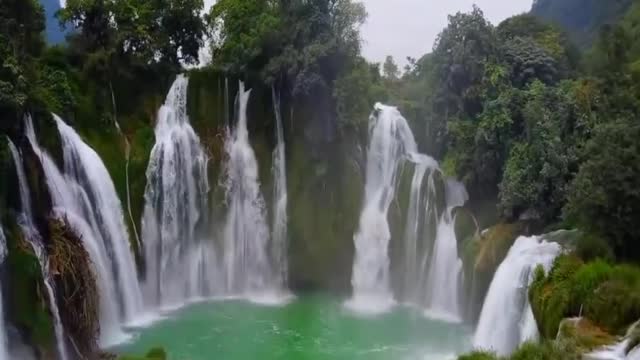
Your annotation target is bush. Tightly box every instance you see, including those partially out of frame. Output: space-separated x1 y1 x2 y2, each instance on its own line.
530 255 640 339
509 341 579 360
457 351 498 360
119 347 167 360
585 280 640 333
573 233 615 263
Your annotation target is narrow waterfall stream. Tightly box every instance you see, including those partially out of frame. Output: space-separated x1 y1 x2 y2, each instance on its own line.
423 179 468 321
271 87 288 289
141 75 214 307
8 136 70 360
473 235 561 356
0 226 10 360
222 81 275 296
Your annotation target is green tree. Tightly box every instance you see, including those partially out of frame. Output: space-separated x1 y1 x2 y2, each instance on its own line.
383 55 399 80
0 0 46 125
564 116 640 259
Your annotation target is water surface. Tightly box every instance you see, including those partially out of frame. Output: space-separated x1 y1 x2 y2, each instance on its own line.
117 296 471 360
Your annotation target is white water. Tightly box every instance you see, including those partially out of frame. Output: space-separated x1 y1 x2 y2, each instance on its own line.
473 235 562 356
587 321 640 360
0 226 9 360
53 115 144 324
7 135 69 360
347 103 418 314
271 87 288 289
423 179 468 322
222 81 274 295
22 114 144 346
141 75 215 307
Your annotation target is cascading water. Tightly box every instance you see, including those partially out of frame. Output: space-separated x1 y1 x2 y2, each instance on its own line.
271 87 288 288
22 114 145 346
423 179 468 321
347 103 468 316
347 103 418 314
141 75 214 307
53 116 144 322
0 226 10 360
473 235 561 356
222 82 274 295
7 136 69 360
401 162 438 305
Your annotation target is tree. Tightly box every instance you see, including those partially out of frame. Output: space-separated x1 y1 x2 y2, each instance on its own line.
383 55 399 80
208 0 366 97
0 0 46 125
60 0 206 69
564 116 640 259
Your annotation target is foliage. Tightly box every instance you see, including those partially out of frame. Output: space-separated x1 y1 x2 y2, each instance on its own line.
563 116 640 259
457 351 498 360
0 0 46 125
60 0 205 68
530 255 640 339
207 0 367 98
119 347 167 360
509 340 579 360
531 0 633 48
557 318 615 354
382 56 400 80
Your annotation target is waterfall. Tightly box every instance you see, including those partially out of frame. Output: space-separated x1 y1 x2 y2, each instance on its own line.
271 87 288 288
401 155 438 305
473 235 561 356
0 226 9 360
141 75 214 307
347 103 469 316
22 114 144 346
7 136 69 360
347 103 418 314
222 81 274 295
423 179 468 322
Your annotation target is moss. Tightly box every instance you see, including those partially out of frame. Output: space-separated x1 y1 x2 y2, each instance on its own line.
472 223 523 273
5 220 55 350
118 347 167 360
557 318 616 353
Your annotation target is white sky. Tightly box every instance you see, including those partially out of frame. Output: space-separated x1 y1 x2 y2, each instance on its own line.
360 0 533 65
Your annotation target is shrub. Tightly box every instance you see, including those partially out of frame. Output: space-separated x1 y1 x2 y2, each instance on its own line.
457 351 498 360
585 280 640 333
530 256 583 339
510 341 579 360
573 233 615 263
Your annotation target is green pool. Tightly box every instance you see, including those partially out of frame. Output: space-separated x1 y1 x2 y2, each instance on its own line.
116 296 472 360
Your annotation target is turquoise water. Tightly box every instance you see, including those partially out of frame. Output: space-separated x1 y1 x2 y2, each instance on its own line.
116 296 472 360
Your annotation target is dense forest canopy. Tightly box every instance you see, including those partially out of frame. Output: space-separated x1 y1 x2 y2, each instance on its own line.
0 0 637 259
531 0 634 48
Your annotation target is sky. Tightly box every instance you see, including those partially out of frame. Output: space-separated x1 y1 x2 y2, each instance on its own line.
360 0 534 66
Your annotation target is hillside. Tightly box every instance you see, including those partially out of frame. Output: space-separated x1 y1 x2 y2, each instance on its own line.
531 0 633 48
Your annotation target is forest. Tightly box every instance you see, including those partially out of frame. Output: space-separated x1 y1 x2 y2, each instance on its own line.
1 0 640 359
